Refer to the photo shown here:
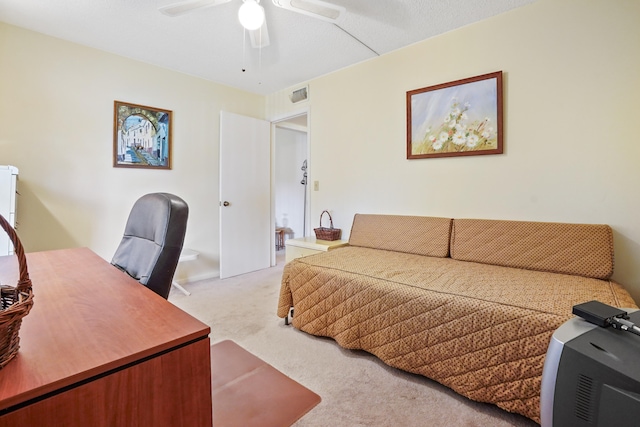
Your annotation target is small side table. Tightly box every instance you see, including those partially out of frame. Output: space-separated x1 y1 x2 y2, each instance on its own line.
172 248 199 296
285 237 349 263
275 228 285 250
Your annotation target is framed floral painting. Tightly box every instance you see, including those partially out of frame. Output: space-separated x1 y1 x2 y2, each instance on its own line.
406 71 503 159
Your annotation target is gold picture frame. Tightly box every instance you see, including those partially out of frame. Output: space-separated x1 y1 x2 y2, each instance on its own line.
113 101 172 169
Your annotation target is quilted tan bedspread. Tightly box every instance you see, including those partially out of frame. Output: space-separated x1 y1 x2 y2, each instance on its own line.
277 246 637 423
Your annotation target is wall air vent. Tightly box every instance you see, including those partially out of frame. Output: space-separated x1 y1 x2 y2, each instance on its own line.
289 86 308 104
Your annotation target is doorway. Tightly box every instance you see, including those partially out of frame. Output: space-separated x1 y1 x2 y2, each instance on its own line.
274 113 308 264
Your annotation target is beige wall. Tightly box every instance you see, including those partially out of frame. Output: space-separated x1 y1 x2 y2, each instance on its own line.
0 23 264 282
2 0 640 301
268 0 640 301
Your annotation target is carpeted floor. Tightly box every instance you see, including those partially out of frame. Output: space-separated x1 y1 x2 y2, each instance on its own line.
169 251 539 427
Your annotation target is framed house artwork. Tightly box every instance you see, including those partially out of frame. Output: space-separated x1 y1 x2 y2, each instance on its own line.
407 71 503 159
113 101 172 169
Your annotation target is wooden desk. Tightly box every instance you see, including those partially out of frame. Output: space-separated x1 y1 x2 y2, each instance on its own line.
0 248 212 427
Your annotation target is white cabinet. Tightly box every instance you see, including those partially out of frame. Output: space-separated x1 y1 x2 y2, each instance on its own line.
0 165 19 256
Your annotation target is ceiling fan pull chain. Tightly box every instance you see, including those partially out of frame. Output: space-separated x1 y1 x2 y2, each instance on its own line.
258 26 262 85
241 28 247 73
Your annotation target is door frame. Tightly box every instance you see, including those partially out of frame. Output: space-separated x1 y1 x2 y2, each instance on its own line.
270 108 310 266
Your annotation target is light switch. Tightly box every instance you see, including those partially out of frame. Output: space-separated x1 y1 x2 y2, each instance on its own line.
313 181 319 191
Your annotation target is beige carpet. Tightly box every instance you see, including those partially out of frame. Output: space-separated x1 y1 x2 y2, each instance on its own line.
169 251 539 427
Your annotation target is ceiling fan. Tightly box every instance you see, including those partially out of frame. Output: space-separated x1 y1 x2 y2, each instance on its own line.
159 0 346 48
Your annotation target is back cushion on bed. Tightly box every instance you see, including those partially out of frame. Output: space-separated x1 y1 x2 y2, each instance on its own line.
450 219 615 279
348 214 452 257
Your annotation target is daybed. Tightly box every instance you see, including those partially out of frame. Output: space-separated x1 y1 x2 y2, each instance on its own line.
277 214 637 423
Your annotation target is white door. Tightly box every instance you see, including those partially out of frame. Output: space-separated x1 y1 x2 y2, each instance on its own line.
219 111 271 279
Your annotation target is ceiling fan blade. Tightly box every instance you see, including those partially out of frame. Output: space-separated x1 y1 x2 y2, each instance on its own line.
249 20 270 48
159 0 233 17
272 0 345 23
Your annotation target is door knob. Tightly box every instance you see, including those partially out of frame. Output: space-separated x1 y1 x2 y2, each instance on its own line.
222 201 230 207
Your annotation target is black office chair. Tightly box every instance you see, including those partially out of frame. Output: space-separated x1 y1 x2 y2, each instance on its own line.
111 193 189 299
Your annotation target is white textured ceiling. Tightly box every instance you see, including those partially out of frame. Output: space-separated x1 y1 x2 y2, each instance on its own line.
0 0 537 95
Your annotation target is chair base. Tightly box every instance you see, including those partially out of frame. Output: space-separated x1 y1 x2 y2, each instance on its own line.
172 281 191 296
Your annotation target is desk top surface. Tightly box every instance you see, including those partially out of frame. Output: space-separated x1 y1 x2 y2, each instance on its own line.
0 247 210 411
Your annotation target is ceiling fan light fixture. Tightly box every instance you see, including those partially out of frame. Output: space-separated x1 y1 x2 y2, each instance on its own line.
238 0 265 31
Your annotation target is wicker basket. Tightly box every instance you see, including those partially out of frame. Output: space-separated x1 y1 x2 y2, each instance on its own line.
0 214 34 369
314 210 342 241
